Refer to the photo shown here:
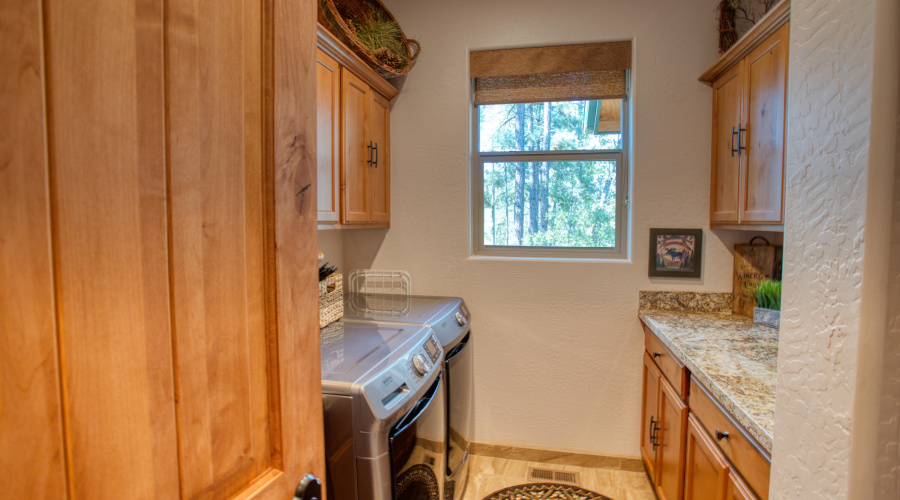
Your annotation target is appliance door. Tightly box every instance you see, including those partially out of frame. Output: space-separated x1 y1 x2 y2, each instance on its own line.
444 331 472 494
390 374 446 500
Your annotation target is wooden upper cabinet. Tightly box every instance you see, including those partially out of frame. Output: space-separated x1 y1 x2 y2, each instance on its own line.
318 24 396 227
710 63 743 223
702 3 789 229
342 68 371 223
317 49 341 223
740 23 788 223
685 414 730 500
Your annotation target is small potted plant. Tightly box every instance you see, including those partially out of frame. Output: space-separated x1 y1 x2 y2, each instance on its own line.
747 279 781 328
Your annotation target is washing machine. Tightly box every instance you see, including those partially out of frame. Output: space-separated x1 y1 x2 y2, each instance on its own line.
342 293 473 500
320 320 447 500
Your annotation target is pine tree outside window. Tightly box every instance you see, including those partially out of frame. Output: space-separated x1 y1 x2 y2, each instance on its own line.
471 42 632 259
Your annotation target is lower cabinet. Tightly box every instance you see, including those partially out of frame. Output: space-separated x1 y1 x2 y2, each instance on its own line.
641 352 688 500
640 322 768 500
684 414 729 500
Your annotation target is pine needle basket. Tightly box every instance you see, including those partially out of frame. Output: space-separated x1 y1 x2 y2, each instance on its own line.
319 273 343 328
319 0 420 79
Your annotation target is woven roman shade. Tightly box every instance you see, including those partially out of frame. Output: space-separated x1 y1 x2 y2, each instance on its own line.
471 41 631 105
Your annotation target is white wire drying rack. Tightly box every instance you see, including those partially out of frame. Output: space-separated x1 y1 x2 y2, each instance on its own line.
346 269 412 317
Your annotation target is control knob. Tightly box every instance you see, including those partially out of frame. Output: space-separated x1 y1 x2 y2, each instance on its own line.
455 311 466 326
412 354 429 376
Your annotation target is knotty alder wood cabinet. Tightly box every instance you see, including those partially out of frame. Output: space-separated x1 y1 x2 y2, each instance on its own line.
640 322 770 500
701 2 790 230
317 24 396 227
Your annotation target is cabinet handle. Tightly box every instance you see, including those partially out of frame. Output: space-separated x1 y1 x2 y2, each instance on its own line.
372 143 378 169
715 429 729 441
730 126 739 157
653 352 661 358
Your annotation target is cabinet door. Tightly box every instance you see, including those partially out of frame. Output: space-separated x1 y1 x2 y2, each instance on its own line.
740 22 788 223
656 376 689 500
710 63 743 223
369 91 391 223
641 353 662 480
685 414 729 500
342 68 371 222
726 471 759 500
317 49 341 223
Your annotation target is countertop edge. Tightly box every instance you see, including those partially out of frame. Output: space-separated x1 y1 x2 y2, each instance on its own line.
638 310 774 455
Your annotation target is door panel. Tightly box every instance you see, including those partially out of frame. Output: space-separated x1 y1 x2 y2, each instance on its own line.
741 22 788 223
640 354 661 481
317 49 341 223
656 376 688 500
0 0 67 496
46 0 181 497
369 91 390 223
165 0 275 497
342 68 370 222
710 63 743 223
685 414 729 500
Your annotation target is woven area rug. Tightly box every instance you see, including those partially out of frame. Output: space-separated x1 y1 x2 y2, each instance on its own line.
482 482 613 500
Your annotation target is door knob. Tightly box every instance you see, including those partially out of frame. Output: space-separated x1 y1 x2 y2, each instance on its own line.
294 474 322 500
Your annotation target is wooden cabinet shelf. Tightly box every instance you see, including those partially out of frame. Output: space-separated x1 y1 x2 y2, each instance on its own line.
317 24 395 228
701 1 790 230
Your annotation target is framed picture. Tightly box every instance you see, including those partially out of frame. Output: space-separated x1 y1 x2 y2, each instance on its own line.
649 228 703 278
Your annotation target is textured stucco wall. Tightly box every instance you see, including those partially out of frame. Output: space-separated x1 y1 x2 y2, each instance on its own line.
332 0 775 457
771 0 899 497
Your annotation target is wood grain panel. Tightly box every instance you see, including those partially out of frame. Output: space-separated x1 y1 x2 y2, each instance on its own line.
710 63 743 224
0 0 67 496
44 0 180 497
317 49 341 223
470 41 632 78
740 22 788 224
685 414 729 500
690 378 770 500
268 0 327 494
341 68 369 223
727 471 759 500
369 91 390 223
656 376 688 500
640 353 661 482
165 0 272 497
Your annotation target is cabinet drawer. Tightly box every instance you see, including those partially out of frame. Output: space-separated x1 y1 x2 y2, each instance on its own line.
689 377 770 500
643 324 688 399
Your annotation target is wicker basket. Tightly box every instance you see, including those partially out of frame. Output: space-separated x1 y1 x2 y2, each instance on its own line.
319 0 420 79
319 273 344 328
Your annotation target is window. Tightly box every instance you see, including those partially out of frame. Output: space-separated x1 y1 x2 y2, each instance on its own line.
470 42 632 259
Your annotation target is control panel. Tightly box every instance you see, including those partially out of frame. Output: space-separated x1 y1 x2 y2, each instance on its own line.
362 332 443 420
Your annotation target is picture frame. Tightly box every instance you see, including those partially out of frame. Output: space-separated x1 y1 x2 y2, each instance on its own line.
649 228 703 278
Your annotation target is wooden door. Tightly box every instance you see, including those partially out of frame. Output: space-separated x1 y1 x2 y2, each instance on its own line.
710 63 743 224
1 0 325 497
726 472 759 500
656 377 688 500
317 48 341 223
369 91 391 223
640 353 662 481
342 68 371 222
740 22 788 224
685 415 729 500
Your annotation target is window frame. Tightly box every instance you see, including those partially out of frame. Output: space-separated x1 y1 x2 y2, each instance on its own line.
470 94 631 260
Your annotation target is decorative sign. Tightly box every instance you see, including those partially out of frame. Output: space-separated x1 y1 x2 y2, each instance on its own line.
649 228 703 278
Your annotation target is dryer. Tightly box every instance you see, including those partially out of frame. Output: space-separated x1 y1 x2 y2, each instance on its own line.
342 293 473 500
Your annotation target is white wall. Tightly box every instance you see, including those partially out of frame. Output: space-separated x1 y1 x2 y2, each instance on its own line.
337 0 771 457
770 0 900 497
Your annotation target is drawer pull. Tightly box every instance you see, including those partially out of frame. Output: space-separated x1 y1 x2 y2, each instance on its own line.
653 352 661 358
715 429 729 441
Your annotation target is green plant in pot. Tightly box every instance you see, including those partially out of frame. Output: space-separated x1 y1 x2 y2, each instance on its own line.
747 279 781 328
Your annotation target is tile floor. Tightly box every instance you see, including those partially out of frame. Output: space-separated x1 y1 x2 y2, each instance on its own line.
460 454 657 500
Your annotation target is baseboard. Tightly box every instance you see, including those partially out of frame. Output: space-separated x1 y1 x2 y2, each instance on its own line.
469 442 645 472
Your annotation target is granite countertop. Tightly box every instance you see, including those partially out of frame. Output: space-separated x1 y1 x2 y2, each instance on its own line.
637 293 778 454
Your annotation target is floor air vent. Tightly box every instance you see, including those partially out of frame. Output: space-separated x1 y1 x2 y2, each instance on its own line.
526 466 580 485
